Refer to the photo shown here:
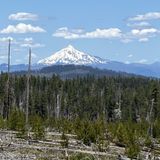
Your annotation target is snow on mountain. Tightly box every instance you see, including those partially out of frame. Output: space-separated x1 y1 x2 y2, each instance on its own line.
38 45 107 65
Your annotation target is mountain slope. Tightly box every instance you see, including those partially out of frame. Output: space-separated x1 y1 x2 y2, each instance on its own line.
37 45 160 78
1 45 160 78
38 45 107 65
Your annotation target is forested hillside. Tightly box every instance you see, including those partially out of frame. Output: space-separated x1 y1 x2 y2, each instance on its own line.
39 65 136 78
0 73 160 158
1 73 159 120
15 64 141 79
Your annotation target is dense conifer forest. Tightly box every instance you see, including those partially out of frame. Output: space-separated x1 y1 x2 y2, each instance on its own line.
0 72 160 158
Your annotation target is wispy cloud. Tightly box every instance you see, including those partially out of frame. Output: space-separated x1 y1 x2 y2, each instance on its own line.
9 12 38 21
0 37 13 42
138 38 149 42
25 53 37 59
127 22 151 28
53 11 160 43
125 61 130 64
128 12 160 21
131 28 159 36
21 43 45 48
128 54 133 58
53 26 160 43
15 59 22 63
122 28 160 43
0 37 19 48
137 59 148 64
121 38 132 43
0 55 7 60
24 37 33 42
53 27 122 39
0 23 46 34
21 37 45 48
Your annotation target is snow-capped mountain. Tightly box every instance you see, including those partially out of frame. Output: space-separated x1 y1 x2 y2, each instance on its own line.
38 45 107 65
2 44 160 78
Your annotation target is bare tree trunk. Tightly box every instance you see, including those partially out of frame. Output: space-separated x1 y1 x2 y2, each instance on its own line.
6 39 11 119
147 99 154 138
26 48 31 138
56 94 60 119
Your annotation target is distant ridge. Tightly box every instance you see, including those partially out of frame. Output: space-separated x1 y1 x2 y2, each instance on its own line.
14 64 142 79
1 45 160 78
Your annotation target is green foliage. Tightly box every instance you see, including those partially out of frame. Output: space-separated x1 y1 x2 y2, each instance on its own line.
75 119 97 146
0 115 5 129
16 115 26 138
153 119 160 138
0 73 160 126
31 115 45 140
60 132 69 148
97 137 109 152
70 153 95 160
7 108 26 137
108 122 141 158
1 71 160 158
144 136 153 148
7 108 18 130
44 118 56 129
115 123 128 145
126 143 140 159
60 118 74 133
37 158 49 160
7 108 25 131
125 128 140 159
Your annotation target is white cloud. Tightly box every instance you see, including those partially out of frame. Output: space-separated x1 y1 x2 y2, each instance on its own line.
0 55 7 59
25 53 37 59
0 37 13 42
15 59 22 63
138 38 149 42
129 12 160 21
83 28 122 38
0 23 46 34
9 12 38 21
125 61 130 64
53 25 160 43
72 28 84 34
131 28 159 37
53 27 79 39
125 12 160 42
13 48 22 52
21 43 45 48
24 37 34 43
122 28 160 42
137 59 148 64
128 54 133 58
31 53 37 58
0 37 19 47
53 27 122 39
127 22 150 28
121 38 132 43
21 37 45 48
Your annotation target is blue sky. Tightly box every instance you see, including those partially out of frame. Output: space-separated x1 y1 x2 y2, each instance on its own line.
0 0 160 64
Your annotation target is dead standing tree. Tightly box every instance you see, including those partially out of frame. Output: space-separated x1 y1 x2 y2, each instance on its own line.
114 86 122 120
4 39 11 119
147 88 158 138
56 94 60 119
26 48 31 139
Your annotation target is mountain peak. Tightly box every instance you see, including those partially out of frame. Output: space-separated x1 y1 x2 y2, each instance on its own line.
62 45 78 55
38 45 107 65
66 44 74 49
